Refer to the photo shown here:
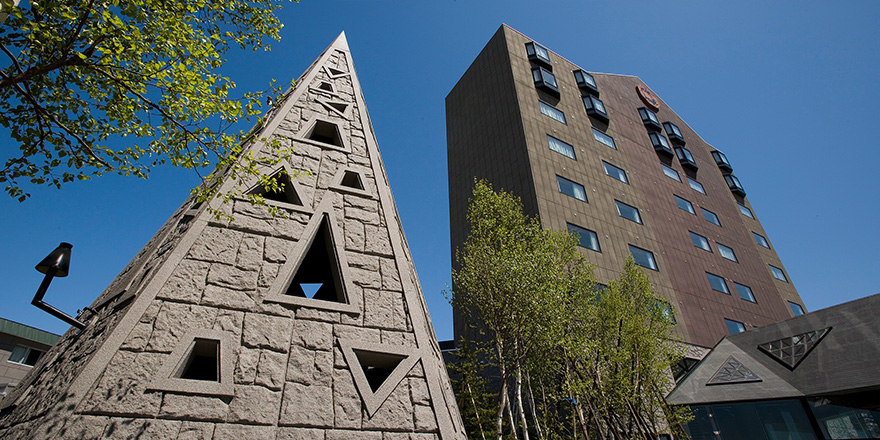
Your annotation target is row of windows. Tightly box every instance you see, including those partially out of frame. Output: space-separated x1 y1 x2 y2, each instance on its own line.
706 272 756 302
689 232 738 262
674 194 720 226
661 164 707 196
726 300 805 335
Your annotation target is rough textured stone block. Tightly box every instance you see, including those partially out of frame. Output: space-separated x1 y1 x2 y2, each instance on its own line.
364 225 393 256
84 351 164 416
234 346 261 384
327 430 381 440
207 264 259 291
242 313 292 352
364 290 406 331
104 418 180 439
188 228 242 264
275 427 326 440
362 381 413 431
212 424 276 439
332 368 361 429
157 259 211 303
176 421 215 440
293 320 333 351
379 258 402 291
236 235 264 271
256 349 287 390
227 385 281 424
160 393 228 421
280 382 333 427
414 404 438 432
202 285 257 311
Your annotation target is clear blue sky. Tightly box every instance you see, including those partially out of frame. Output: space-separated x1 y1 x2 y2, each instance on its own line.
2 1 879 340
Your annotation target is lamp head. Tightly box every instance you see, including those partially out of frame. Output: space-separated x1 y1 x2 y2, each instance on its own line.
36 242 72 277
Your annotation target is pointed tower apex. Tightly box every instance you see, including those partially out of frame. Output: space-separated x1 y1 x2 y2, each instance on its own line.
331 30 349 51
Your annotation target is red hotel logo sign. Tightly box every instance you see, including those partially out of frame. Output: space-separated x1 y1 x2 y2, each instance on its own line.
636 84 660 111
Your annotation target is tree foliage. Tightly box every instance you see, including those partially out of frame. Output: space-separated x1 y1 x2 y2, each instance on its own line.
0 0 296 205
452 180 690 440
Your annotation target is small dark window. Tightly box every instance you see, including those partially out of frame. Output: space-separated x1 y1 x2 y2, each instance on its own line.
688 178 706 194
180 339 220 382
525 42 552 67
753 232 770 249
706 272 729 294
725 318 746 335
603 161 628 183
615 200 642 224
717 243 737 262
690 231 711 252
675 195 695 214
573 69 599 95
7 346 44 367
676 146 698 170
532 67 559 96
663 122 685 144
789 302 805 316
662 164 681 182
739 204 754 218
702 208 721 226
306 120 343 147
735 282 756 303
638 107 661 131
582 95 608 122
317 81 334 92
629 245 658 271
724 174 746 196
567 223 600 252
712 150 733 172
557 175 587 202
340 171 364 190
250 170 302 206
770 265 788 282
649 132 673 157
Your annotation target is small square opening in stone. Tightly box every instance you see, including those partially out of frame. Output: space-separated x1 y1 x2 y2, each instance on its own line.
353 349 406 392
179 339 220 382
306 120 343 147
340 171 364 190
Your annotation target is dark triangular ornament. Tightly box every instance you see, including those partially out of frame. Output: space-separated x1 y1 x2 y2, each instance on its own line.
707 356 761 385
758 327 830 370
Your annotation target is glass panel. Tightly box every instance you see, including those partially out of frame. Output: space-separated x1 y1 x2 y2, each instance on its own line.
535 44 549 59
725 319 746 334
739 204 754 218
603 162 628 183
690 232 711 252
789 302 805 316
753 232 770 248
8 346 28 363
616 201 642 224
543 70 557 88
592 129 616 149
662 165 681 182
547 135 576 159
688 178 706 194
640 107 659 123
718 244 737 262
592 98 606 113
755 400 818 440
532 69 541 83
702 208 720 226
770 265 788 282
539 101 566 124
651 133 670 148
567 223 600 252
629 245 657 270
707 272 729 293
557 176 587 202
675 195 695 214
735 283 756 302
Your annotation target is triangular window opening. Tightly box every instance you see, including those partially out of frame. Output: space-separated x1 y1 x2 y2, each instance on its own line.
328 102 348 113
340 171 364 190
179 339 220 382
317 81 334 92
285 215 346 303
250 171 302 206
306 120 343 147
328 67 345 76
354 349 406 393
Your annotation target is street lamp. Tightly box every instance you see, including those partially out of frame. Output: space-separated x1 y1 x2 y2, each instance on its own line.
32 242 87 330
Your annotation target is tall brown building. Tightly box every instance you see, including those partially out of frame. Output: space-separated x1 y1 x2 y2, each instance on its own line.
446 25 806 350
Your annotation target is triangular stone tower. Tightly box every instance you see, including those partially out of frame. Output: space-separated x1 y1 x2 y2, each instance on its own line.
0 32 465 439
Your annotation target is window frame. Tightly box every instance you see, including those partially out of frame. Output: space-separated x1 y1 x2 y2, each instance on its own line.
725 318 746 335
788 302 805 316
525 42 552 67
677 147 698 170
770 265 788 282
649 132 673 156
629 245 658 271
592 128 617 149
701 207 721 226
753 232 770 249
662 164 681 182
690 231 712 252
734 282 756 303
738 203 754 218
717 243 738 262
663 121 685 143
688 177 706 194
567 223 601 252
539 101 566 124
724 173 746 196
583 95 609 121
547 134 576 159
675 195 695 214
531 67 559 96
712 150 733 172
615 200 643 224
7 346 43 367
638 107 661 130
573 69 599 94
602 161 628 183
706 272 730 294
556 175 588 202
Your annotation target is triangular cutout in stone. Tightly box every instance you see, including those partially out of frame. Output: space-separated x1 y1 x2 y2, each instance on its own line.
323 65 349 79
758 327 830 370
309 80 340 98
706 356 761 385
338 340 420 417
330 166 373 198
264 196 359 314
148 330 234 397
295 117 350 153
248 168 302 206
317 97 352 120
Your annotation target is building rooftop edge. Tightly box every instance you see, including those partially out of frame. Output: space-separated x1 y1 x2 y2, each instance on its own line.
0 317 61 346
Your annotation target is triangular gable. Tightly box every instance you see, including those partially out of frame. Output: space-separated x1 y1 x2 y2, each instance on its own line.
707 356 761 385
263 195 359 314
147 329 234 397
294 116 351 153
244 162 312 213
329 166 374 198
758 327 831 370
338 339 419 417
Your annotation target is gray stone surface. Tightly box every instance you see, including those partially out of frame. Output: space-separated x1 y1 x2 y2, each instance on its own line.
280 382 333 427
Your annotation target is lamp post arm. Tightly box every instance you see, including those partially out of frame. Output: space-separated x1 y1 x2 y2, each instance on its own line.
31 268 87 330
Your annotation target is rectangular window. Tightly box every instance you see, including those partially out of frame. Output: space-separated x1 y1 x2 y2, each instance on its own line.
675 195 695 214
583 95 608 120
753 232 770 248
525 42 552 66
568 223 600 252
532 67 559 95
688 178 706 194
539 101 566 124
662 164 681 182
690 231 711 252
573 69 598 93
615 200 642 224
592 128 617 149
629 245 658 271
7 346 43 366
706 272 729 294
547 135 576 159
717 243 737 262
639 107 661 129
735 282 756 303
725 318 746 335
649 132 673 155
770 265 788 282
738 204 754 218
789 302 805 316
702 208 721 226
557 176 587 202
602 161 628 183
